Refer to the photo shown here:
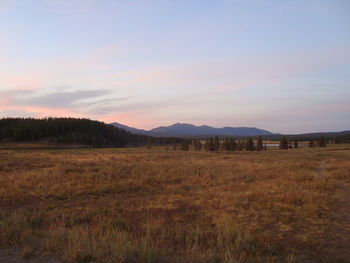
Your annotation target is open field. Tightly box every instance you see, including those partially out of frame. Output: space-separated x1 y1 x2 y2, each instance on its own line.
0 146 350 262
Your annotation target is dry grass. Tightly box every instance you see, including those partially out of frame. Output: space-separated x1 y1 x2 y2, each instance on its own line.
0 146 350 262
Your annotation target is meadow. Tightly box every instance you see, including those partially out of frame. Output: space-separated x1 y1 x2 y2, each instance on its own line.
0 145 349 262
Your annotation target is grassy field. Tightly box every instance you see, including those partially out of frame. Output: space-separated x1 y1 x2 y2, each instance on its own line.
0 145 350 262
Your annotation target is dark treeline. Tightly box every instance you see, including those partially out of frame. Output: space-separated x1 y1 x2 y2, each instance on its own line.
175 135 336 152
199 136 266 152
332 134 350 144
1 118 348 148
0 118 177 147
262 132 350 143
186 131 350 143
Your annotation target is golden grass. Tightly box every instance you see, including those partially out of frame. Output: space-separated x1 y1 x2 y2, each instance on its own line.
0 146 350 262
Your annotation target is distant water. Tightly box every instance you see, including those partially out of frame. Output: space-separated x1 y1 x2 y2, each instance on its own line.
265 143 280 147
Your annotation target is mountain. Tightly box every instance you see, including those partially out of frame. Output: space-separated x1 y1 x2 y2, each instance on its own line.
150 123 273 136
111 122 274 137
110 122 152 136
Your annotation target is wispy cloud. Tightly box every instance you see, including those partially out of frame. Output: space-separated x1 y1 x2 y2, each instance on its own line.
18 89 111 108
0 87 144 122
76 97 134 108
105 45 350 93
0 43 121 91
1 44 349 132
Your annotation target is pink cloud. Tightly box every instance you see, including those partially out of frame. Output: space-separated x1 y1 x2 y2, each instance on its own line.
22 106 81 118
0 103 84 120
1 43 349 132
1 43 121 91
0 75 46 91
0 94 12 108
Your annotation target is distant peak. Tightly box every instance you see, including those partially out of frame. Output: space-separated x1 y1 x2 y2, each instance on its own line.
112 121 274 137
169 123 196 127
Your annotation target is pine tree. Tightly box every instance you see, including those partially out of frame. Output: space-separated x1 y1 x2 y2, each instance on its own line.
181 140 189 151
214 136 220 151
197 140 202 151
237 140 243 151
230 138 237 150
223 138 230 151
193 139 202 151
209 137 215 151
223 137 237 151
309 139 314 148
245 137 255 151
204 139 210 151
146 137 152 149
256 136 263 151
318 137 326 147
279 136 288 150
172 138 177 150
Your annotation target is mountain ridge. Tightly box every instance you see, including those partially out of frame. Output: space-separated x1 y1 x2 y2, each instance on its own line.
111 122 274 137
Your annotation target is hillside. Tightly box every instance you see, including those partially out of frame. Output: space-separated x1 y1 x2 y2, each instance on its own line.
111 122 153 136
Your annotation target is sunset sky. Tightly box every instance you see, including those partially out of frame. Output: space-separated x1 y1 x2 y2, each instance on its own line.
0 0 349 133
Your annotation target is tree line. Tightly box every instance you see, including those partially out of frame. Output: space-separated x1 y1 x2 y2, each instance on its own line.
0 118 341 149
175 136 266 151
173 136 331 151
0 118 175 147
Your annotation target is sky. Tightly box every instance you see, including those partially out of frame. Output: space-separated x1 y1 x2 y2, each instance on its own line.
0 0 349 134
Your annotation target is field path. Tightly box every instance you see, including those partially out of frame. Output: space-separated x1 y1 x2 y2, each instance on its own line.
315 161 328 178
